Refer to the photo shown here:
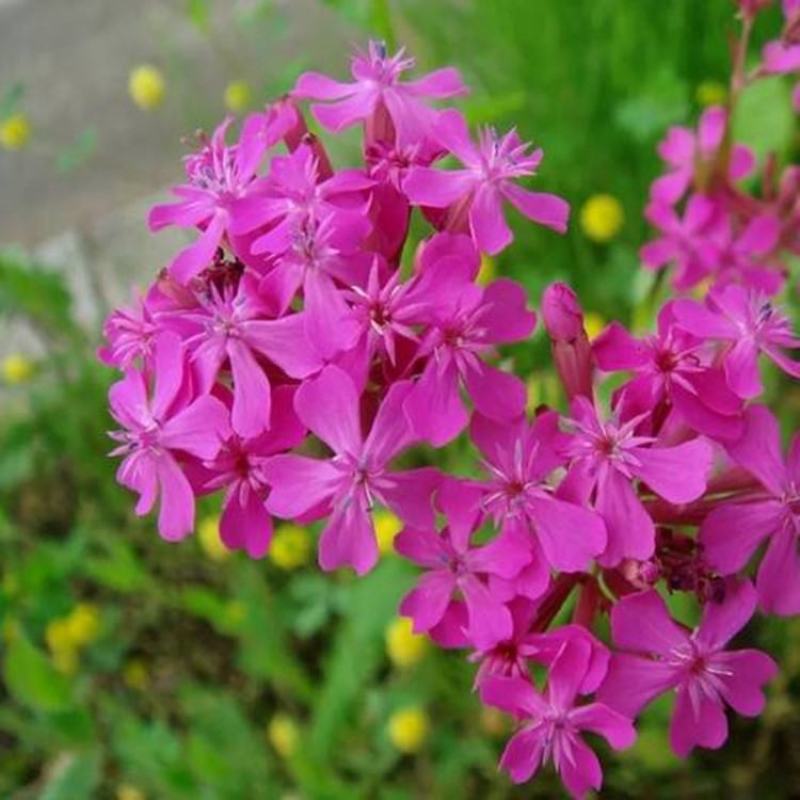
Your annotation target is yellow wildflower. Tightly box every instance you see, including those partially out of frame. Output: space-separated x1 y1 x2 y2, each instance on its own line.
385 617 428 669
583 311 606 341
270 523 312 570
696 80 727 108
122 659 150 691
477 254 496 286
224 80 253 113
373 508 402 556
388 707 429 753
267 713 299 758
580 194 624 243
197 514 230 561
116 784 146 800
1 354 35 384
0 113 31 151
64 603 101 646
128 65 166 111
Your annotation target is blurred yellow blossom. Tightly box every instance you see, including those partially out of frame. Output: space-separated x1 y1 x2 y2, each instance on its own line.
580 194 624 243
583 311 606 341
373 508 402 556
197 514 230 561
270 523 312 569
46 604 101 674
480 706 509 737
64 603 101 646
267 713 299 758
696 80 727 107
128 65 166 110
477 253 496 285
1 354 35 384
385 616 428 668
224 80 253 113
116 785 146 800
123 658 150 691
0 113 31 151
388 707 428 753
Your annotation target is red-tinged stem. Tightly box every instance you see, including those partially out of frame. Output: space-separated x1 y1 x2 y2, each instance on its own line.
530 573 580 633
572 578 603 628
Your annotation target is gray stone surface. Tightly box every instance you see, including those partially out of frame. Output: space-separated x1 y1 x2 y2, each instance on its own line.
0 0 352 354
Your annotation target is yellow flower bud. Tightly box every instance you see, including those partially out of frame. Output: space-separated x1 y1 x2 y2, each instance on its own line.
123 659 150 691
270 523 312 570
477 254 496 286
1 354 35 384
45 619 73 654
388 706 428 753
0 113 31 151
128 65 166 111
116 784 147 800
582 311 606 341
197 514 230 561
52 644 79 675
267 713 299 759
224 80 253 113
373 508 402 556
580 194 624 244
385 616 428 669
696 80 727 108
65 603 101 646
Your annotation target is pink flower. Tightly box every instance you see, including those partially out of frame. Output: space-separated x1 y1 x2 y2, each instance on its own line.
562 396 713 566
640 194 721 289
171 278 324 437
262 366 441 575
148 114 283 283
651 107 754 205
593 303 744 441
201 386 306 558
598 582 777 757
404 278 536 446
108 333 229 541
673 284 800 398
481 637 636 799
471 411 607 576
701 405 800 615
403 110 569 254
396 479 528 649
293 41 466 140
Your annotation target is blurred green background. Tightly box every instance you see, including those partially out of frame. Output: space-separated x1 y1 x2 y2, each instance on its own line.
1 1 799 797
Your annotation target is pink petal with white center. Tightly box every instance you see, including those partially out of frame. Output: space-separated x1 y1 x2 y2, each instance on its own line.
478 278 537 343
402 167 474 209
757 527 800 615
220 488 272 558
399 569 456 632
312 92 378 132
243 313 325 379
293 366 362 456
724 338 762 398
394 525 447 569
160 396 229 460
558 736 603 799
293 71 355 100
499 728 545 785
716 649 778 716
700 499 784 575
170 213 227 284
726 405 787 495
404 67 467 98
461 573 513 649
595 469 655 566
669 687 728 757
404 357 468 447
547 637 592 711
469 185 512 254
695 579 757 650
382 467 442 530
463 362 527 422
634 437 712 503
502 184 570 234
570 703 637 750
610 590 688 656
529 496 606 573
318 497 378 575
672 298 737 339
262 454 340 518
597 653 679 718
156 456 195 541
480 674 547 718
592 322 649 371
228 338 271 438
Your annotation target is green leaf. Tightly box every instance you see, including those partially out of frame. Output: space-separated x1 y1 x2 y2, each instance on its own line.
0 82 24 120
40 751 101 800
3 634 74 712
56 128 97 174
186 0 211 31
734 77 795 163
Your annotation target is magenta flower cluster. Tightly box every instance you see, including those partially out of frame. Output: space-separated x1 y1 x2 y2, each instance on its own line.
102 13 798 797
